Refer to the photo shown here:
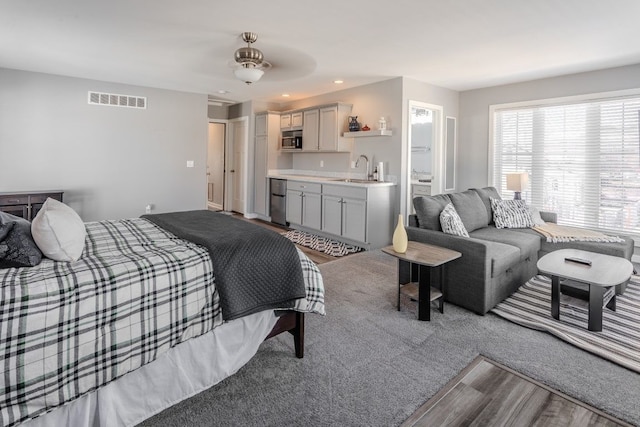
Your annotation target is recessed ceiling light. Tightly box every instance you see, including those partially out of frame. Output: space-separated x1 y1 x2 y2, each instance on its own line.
282 93 290 97
334 80 344 84
217 90 230 94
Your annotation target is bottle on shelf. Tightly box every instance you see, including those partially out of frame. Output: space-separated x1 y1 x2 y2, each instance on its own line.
378 117 387 131
373 166 378 181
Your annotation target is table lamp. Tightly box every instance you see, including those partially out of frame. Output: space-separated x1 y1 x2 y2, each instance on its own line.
506 172 529 200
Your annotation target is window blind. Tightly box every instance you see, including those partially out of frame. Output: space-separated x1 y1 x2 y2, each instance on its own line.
492 95 640 239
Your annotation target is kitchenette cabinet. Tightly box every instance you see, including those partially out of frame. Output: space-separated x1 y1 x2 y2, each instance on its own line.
277 177 395 250
321 185 367 243
280 111 303 130
299 103 352 152
254 112 290 218
286 181 322 230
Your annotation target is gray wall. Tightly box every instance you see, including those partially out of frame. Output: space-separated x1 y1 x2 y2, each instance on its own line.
458 63 640 191
0 68 208 221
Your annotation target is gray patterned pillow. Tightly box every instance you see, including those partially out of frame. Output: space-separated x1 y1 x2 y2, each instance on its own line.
490 198 534 229
0 212 43 268
439 203 469 237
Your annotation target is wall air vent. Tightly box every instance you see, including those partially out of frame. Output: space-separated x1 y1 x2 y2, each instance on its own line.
88 91 147 109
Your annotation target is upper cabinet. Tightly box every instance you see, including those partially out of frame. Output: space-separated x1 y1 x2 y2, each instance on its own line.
300 103 352 152
280 111 303 130
302 109 319 151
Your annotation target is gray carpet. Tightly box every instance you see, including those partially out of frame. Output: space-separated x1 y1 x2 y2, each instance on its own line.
140 250 640 426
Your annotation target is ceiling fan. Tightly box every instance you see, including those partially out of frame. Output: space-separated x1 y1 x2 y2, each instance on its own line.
233 32 272 84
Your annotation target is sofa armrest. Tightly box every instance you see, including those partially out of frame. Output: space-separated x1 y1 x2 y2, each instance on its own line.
540 211 557 223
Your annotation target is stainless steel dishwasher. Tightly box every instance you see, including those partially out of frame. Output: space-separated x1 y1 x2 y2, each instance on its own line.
270 178 287 226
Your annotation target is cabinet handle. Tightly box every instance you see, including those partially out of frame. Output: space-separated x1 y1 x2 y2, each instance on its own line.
7 199 20 203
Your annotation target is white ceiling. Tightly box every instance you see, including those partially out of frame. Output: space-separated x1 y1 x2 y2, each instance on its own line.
2 0 640 105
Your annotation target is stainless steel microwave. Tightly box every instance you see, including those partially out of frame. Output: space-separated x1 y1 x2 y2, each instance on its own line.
282 130 302 150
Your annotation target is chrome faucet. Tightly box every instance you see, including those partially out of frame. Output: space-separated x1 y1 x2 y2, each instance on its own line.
355 154 372 180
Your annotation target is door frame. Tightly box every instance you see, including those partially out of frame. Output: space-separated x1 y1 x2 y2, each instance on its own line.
225 116 249 214
406 100 444 217
207 119 227 211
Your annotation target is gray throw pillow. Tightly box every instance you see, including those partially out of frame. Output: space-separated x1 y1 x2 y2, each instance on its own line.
413 194 452 231
448 190 489 232
0 211 43 268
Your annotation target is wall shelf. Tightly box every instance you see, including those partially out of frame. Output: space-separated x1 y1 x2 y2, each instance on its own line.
343 129 392 138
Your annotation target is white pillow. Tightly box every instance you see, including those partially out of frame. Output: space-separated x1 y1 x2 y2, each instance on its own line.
528 206 546 226
31 198 86 262
490 198 534 229
439 203 469 237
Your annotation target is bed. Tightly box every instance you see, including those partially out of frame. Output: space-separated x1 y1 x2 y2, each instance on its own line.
0 209 325 426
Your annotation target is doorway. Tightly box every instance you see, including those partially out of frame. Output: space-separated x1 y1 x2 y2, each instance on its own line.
406 100 443 215
207 121 226 211
225 116 249 214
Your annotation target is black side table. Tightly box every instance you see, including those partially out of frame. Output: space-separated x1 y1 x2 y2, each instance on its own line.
382 241 461 321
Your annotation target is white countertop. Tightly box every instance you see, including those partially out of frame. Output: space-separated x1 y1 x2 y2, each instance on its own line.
268 171 396 187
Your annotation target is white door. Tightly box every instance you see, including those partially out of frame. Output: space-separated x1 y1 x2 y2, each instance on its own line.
227 117 248 214
207 122 225 210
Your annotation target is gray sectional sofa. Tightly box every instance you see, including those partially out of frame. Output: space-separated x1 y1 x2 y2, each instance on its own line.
407 187 634 315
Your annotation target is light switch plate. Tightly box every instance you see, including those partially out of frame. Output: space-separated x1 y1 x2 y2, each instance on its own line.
186 160 195 168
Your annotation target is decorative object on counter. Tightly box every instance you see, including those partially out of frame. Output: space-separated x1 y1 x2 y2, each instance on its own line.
361 124 370 131
280 229 363 257
377 161 384 182
378 116 387 131
348 116 360 132
372 167 378 181
392 214 408 253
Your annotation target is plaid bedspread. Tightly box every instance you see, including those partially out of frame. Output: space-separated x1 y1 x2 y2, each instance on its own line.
0 218 324 426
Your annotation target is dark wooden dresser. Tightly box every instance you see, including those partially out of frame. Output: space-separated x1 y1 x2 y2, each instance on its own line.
0 191 64 220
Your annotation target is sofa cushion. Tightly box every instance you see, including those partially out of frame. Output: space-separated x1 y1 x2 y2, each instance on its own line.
490 198 535 229
470 226 541 262
440 203 469 237
449 190 489 232
471 187 501 225
413 194 451 231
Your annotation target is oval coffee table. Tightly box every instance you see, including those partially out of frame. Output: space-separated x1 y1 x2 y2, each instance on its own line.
537 249 633 332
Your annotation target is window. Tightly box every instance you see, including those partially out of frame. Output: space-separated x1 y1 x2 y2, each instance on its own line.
491 92 640 239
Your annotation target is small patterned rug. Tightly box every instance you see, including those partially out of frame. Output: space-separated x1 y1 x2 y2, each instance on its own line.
281 230 363 257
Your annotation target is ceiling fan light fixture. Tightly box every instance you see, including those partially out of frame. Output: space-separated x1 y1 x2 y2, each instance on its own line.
233 32 267 84
234 65 264 84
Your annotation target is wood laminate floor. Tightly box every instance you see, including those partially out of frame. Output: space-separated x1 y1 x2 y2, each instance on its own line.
402 356 631 427
229 213 337 265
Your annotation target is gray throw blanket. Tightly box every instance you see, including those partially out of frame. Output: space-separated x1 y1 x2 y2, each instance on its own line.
142 210 305 321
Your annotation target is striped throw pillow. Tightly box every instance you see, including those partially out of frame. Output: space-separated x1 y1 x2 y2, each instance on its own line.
490 198 534 229
439 203 469 237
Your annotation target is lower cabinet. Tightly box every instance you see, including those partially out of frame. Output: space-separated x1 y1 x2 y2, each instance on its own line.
321 191 366 243
286 181 322 230
285 180 395 250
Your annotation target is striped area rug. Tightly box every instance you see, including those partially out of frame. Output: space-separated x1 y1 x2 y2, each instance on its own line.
281 229 363 257
492 275 640 373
